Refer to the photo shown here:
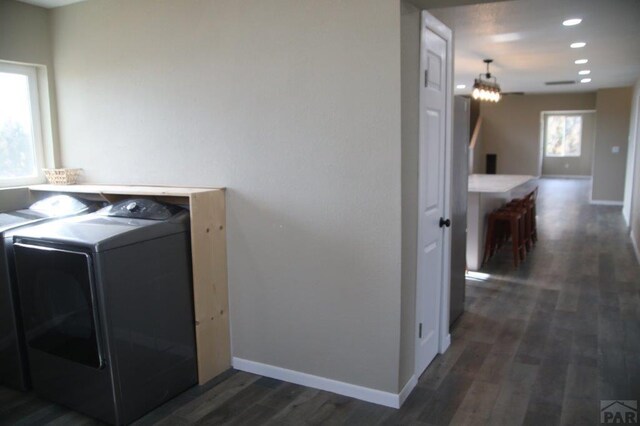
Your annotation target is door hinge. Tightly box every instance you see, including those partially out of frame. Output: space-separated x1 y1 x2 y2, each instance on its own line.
424 70 429 88
418 323 423 339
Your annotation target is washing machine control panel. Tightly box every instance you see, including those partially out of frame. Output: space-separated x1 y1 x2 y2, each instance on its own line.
98 198 183 220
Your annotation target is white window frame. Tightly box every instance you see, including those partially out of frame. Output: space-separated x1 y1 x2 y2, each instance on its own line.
0 62 47 187
543 113 583 158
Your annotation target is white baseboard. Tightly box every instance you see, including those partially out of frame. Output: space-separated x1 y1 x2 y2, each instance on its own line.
590 199 624 206
439 333 451 354
398 375 418 407
631 230 640 265
232 357 409 409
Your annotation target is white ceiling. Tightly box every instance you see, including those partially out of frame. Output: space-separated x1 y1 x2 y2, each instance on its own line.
17 0 85 8
430 0 640 95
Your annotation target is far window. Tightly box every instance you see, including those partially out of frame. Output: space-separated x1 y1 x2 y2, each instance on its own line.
545 114 582 157
0 62 45 186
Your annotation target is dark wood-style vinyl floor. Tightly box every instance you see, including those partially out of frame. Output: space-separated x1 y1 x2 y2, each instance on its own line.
1 178 639 426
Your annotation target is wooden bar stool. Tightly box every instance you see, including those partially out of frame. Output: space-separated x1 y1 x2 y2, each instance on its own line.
528 187 538 243
502 203 528 262
506 198 532 251
507 185 539 249
483 207 526 268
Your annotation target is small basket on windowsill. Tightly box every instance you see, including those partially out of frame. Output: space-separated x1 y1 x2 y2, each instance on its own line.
43 168 82 185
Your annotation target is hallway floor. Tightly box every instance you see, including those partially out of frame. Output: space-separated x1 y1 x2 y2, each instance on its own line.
1 178 639 425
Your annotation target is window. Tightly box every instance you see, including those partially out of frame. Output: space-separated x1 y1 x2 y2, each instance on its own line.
545 114 583 157
0 62 46 186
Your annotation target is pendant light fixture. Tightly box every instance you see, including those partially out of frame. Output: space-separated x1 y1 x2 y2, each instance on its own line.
472 59 502 103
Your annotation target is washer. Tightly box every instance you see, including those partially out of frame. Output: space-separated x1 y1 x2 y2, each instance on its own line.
11 198 197 425
0 195 95 391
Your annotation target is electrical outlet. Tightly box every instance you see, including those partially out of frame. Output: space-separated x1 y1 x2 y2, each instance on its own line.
612 146 620 154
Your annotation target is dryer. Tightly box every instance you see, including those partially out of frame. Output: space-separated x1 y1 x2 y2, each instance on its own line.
0 195 96 391
12 199 197 425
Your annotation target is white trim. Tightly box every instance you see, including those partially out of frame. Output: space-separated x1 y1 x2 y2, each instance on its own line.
398 375 418 407
0 61 48 188
415 11 452 379
541 174 592 179
590 199 624 206
631 231 640 265
232 357 407 409
439 12 453 358
623 92 640 226
440 333 451 353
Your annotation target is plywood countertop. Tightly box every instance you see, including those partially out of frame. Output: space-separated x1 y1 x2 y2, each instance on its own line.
29 184 222 197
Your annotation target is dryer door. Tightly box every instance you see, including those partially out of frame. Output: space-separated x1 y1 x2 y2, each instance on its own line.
14 243 104 369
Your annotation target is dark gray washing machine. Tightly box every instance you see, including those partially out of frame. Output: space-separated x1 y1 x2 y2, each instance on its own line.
11 199 197 425
0 195 96 391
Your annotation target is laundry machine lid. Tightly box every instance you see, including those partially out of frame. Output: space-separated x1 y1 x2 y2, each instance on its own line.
12 210 190 252
28 195 93 217
97 198 184 220
1 195 96 236
0 210 45 234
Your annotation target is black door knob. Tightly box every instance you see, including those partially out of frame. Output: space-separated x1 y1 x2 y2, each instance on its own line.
439 217 451 228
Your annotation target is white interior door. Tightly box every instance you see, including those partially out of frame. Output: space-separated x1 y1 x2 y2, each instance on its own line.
415 12 450 377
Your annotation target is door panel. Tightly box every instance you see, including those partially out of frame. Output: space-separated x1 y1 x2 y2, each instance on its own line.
424 109 442 211
426 52 442 90
416 17 448 377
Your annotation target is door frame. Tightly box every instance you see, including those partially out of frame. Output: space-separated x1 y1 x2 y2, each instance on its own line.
623 93 640 224
414 10 453 378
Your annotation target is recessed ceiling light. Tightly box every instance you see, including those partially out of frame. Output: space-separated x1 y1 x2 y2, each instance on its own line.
579 70 591 75
571 42 586 48
563 18 582 26
580 78 592 83
575 59 589 64
456 84 466 89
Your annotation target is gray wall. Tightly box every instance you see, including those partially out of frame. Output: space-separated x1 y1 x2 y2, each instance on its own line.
541 112 596 177
592 87 633 202
399 0 420 390
0 1 49 65
50 0 403 393
480 93 597 176
0 188 30 212
0 0 60 167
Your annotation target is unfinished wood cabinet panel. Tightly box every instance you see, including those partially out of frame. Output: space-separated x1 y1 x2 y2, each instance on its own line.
189 190 230 383
27 184 229 385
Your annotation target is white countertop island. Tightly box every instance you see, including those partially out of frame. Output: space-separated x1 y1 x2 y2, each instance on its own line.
467 174 536 271
468 174 536 193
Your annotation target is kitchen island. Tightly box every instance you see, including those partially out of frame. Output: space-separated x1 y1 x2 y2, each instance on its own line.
466 174 536 271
